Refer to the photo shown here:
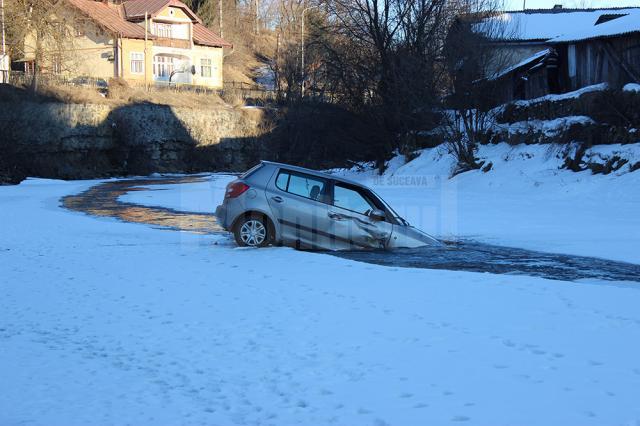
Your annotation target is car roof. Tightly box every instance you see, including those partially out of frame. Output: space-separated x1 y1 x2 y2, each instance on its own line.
260 161 366 188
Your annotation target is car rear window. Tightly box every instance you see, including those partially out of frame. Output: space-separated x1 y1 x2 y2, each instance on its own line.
276 170 328 203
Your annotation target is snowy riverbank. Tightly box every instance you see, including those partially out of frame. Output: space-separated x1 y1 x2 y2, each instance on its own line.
2 146 640 425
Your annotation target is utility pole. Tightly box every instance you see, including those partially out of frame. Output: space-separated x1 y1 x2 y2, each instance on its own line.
144 11 148 90
523 0 526 9
275 31 280 93
300 5 317 99
219 0 223 38
1 0 7 83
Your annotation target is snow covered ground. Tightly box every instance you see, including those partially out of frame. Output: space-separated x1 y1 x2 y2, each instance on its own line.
2 144 640 425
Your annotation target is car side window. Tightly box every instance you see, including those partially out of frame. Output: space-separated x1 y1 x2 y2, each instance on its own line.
275 170 328 203
275 171 290 191
333 184 376 215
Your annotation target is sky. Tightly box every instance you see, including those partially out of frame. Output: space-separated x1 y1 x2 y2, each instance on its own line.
504 0 640 9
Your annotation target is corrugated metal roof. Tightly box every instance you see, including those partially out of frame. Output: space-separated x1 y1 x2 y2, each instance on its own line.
193 23 232 48
490 49 549 80
475 7 640 42
67 0 150 39
551 10 640 43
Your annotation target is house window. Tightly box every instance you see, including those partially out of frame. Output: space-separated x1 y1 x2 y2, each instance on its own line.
155 23 172 38
200 58 212 77
130 52 144 74
153 55 175 78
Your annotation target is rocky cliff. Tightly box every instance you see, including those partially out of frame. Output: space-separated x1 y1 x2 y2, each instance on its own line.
0 99 270 183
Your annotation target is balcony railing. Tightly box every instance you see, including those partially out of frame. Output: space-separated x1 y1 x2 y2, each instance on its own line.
153 37 191 49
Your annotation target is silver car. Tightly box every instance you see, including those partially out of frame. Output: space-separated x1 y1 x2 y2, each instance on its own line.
215 161 440 250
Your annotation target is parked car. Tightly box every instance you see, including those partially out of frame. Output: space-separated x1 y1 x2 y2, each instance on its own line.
215 161 441 250
71 76 109 95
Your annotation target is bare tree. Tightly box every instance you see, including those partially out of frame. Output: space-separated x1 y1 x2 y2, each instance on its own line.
6 0 80 91
442 0 514 174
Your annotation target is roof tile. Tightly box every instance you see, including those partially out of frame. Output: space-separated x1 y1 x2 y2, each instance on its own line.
193 23 232 47
124 0 200 22
67 0 149 39
66 0 230 47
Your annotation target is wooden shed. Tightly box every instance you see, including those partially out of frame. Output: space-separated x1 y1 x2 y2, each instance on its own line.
476 7 640 101
551 13 640 90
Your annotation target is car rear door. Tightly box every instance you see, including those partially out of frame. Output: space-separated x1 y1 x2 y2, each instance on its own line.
265 169 333 249
327 182 394 250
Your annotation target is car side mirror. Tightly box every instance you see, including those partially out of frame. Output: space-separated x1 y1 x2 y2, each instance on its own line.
369 209 386 221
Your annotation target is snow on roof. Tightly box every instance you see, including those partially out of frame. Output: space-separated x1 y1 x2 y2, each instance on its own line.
490 48 549 80
551 9 640 43
475 8 640 42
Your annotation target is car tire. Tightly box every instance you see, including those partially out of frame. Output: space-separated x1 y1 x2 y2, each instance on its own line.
233 214 271 248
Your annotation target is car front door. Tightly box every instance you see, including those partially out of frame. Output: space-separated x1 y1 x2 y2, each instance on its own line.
327 182 394 250
266 169 333 249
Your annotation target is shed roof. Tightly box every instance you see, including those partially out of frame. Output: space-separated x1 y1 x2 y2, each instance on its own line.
475 7 640 42
551 10 640 43
491 48 549 80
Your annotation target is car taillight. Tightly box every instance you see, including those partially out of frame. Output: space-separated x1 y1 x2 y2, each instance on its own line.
225 181 250 198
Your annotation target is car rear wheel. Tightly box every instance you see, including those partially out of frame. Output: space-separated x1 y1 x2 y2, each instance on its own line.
234 215 270 247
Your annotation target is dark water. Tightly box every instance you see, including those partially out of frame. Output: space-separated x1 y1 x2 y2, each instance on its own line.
62 176 226 235
63 176 640 283
332 241 640 283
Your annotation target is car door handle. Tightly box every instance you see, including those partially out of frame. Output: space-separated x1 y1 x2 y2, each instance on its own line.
271 196 283 203
328 211 344 220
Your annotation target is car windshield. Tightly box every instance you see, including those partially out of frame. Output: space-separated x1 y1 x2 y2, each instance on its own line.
369 189 410 226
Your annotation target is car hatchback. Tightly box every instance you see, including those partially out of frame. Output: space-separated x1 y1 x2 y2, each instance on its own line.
215 161 440 250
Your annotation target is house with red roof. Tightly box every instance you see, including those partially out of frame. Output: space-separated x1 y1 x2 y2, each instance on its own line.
21 0 231 88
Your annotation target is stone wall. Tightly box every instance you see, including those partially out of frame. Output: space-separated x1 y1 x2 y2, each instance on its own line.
0 100 270 182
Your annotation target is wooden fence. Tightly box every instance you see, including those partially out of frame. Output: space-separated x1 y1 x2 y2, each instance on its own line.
7 72 278 104
9 72 108 90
